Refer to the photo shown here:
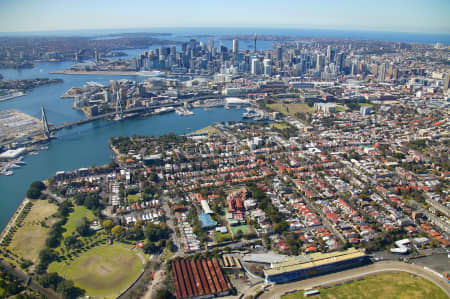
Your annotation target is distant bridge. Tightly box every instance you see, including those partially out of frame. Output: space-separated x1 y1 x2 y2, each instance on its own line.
41 94 221 136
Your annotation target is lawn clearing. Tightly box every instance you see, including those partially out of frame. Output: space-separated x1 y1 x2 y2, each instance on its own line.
127 193 141 203
267 103 315 116
23 200 58 223
270 122 291 130
191 125 220 135
282 272 447 299
335 105 347 112
63 205 94 238
230 224 251 236
54 245 143 297
8 200 57 262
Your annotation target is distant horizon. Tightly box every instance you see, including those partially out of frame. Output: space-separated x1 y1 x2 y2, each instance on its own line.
1 26 450 36
1 0 449 36
1 26 449 45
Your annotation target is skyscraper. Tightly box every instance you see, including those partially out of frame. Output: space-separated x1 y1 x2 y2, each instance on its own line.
378 63 387 82
233 40 239 56
444 74 450 91
208 40 214 52
276 47 282 62
336 52 344 71
251 58 261 75
263 59 272 76
326 45 336 62
316 54 325 72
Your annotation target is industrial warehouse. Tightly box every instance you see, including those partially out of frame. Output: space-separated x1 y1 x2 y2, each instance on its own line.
264 248 369 284
171 258 234 299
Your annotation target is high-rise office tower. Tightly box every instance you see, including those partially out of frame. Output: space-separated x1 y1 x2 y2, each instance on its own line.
316 54 325 72
378 63 386 82
444 74 450 91
233 40 239 56
276 47 282 62
251 58 261 75
326 45 336 62
263 59 272 76
336 52 344 71
199 41 206 51
189 39 196 50
170 46 177 56
208 40 214 52
181 43 188 53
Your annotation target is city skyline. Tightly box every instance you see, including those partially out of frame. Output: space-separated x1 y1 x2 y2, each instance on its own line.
0 0 449 34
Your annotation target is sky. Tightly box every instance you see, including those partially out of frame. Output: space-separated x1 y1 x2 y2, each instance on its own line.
0 0 449 34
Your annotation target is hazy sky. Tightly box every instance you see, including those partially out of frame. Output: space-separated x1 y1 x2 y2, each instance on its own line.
0 0 449 34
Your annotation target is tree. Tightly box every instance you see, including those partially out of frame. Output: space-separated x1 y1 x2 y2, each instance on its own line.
145 223 170 242
143 242 160 254
56 279 85 299
102 219 113 233
125 226 144 241
273 220 289 234
154 289 175 299
76 218 90 237
111 225 124 240
165 239 174 252
39 272 63 289
26 181 46 199
64 235 80 249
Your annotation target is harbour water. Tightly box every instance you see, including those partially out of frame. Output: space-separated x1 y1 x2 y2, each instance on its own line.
1 27 449 231
0 61 245 231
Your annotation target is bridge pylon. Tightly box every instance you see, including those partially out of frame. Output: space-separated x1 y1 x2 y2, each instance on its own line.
115 90 123 121
41 105 51 139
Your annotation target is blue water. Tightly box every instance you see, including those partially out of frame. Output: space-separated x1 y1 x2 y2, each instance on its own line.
0 27 448 44
0 61 245 231
1 26 449 230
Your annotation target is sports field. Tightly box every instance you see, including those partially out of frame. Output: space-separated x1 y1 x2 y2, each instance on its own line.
8 200 58 262
282 272 447 299
52 245 144 297
267 103 315 116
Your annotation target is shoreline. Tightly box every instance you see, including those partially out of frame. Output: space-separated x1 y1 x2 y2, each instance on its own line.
52 70 138 76
0 198 30 243
0 91 26 102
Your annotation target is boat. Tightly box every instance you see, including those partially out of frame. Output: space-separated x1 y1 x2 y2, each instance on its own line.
4 171 13 176
175 107 194 115
225 105 230 110
29 151 38 155
136 71 162 77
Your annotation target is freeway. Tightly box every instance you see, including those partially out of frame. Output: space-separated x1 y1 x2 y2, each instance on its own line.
241 261 450 299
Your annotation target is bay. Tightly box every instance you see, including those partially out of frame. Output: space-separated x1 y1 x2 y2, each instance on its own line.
0 61 245 230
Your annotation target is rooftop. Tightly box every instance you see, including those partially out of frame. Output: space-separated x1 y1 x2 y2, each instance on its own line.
265 248 366 276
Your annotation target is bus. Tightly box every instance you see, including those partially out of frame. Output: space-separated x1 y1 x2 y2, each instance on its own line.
304 288 320 297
